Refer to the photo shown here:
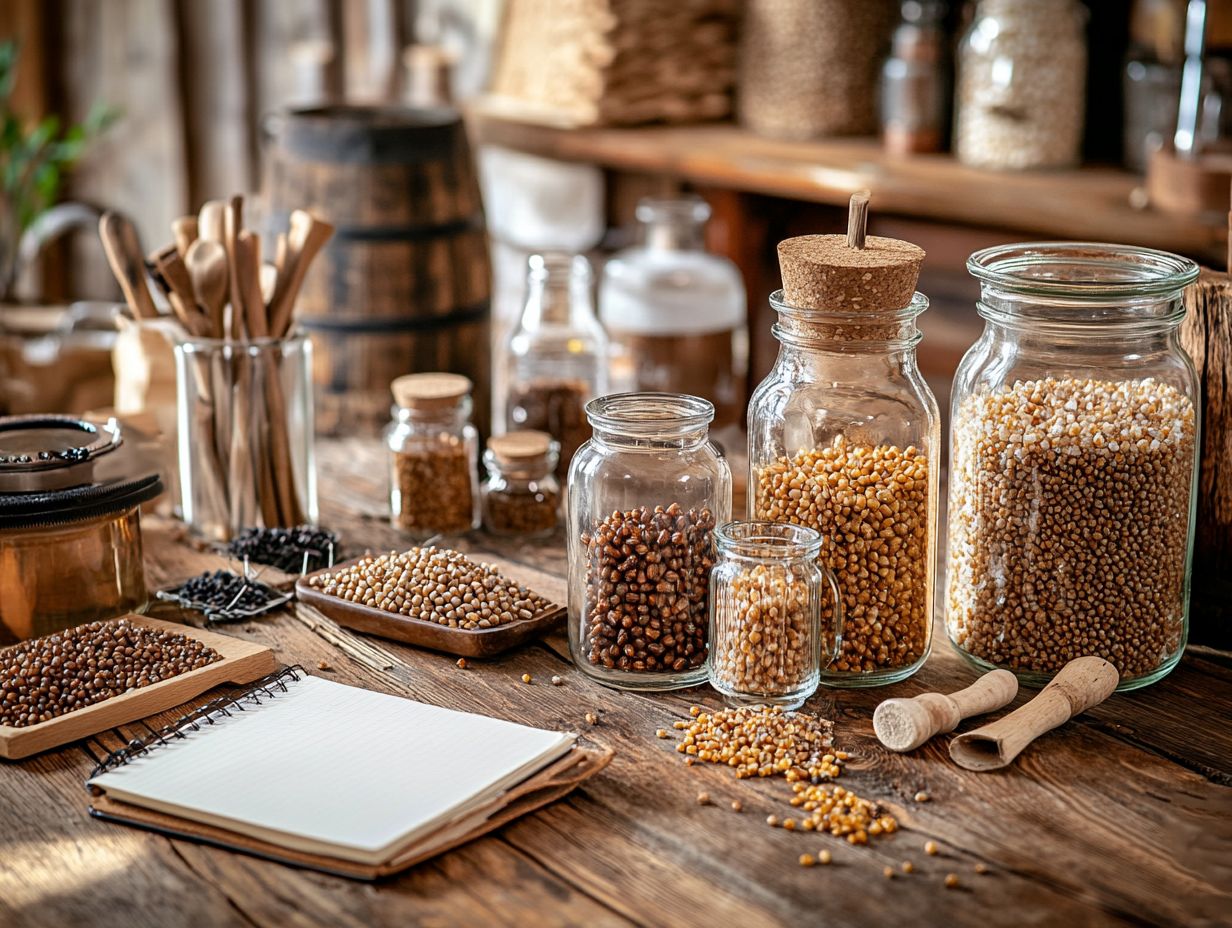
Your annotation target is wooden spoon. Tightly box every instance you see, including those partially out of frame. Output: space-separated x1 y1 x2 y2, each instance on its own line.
99 212 159 320
236 230 267 339
172 216 199 258
185 239 228 339
268 209 334 337
223 195 246 340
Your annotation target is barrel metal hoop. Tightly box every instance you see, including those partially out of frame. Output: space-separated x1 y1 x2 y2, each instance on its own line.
264 211 483 243
298 301 490 333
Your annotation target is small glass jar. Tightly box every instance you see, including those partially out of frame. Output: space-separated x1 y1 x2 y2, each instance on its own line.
947 243 1201 691
567 393 732 691
599 196 747 429
880 0 949 156
955 0 1087 169
481 430 560 539
386 372 479 539
708 521 844 709
748 291 939 687
503 253 609 477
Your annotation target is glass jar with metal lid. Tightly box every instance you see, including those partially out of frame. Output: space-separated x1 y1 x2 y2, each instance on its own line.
567 392 732 690
481 430 560 539
946 243 1201 691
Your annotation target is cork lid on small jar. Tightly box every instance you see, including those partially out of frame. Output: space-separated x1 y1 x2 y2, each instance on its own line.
487 430 555 464
391 372 472 411
777 193 925 310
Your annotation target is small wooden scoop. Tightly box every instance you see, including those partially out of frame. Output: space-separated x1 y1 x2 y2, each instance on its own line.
950 657 1119 772
874 669 1018 753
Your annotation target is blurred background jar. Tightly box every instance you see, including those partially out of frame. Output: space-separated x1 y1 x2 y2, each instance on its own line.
481 430 560 539
599 196 747 430
955 0 1088 169
567 393 731 691
502 253 609 478
880 0 950 156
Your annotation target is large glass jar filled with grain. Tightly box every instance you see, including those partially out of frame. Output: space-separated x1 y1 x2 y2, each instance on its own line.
947 243 1201 691
503 253 609 478
748 195 939 687
481 430 560 539
567 393 732 690
386 373 479 539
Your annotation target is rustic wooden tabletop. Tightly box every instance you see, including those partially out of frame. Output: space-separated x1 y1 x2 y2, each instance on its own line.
3 440 1229 928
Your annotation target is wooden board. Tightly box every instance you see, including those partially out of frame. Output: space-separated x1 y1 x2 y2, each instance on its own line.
0 615 276 760
296 553 566 658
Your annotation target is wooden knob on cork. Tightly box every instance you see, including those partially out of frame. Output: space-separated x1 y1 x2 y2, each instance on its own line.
873 670 1018 753
950 657 1119 772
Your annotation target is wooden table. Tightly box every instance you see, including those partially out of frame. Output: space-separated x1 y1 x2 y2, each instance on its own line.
4 440 1230 928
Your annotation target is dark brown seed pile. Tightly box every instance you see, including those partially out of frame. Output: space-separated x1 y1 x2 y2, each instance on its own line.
484 486 560 537
0 618 220 728
307 547 553 630
580 503 716 673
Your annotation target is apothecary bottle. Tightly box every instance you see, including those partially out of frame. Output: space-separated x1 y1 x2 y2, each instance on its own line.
955 0 1087 169
880 0 949 156
386 372 479 539
599 196 747 429
708 521 843 709
947 243 1200 691
567 393 732 690
481 430 560 539
748 292 939 687
504 253 609 477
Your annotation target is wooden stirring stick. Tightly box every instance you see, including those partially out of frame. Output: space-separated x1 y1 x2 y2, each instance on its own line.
949 657 1119 771
236 230 267 339
874 670 1018 752
223 195 247 340
148 244 209 336
99 212 159 320
268 210 335 337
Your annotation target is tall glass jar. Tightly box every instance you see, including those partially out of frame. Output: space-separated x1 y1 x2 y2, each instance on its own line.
955 0 1087 169
386 372 479 539
567 393 732 690
708 521 844 709
748 291 939 686
599 196 747 429
504 253 609 478
947 243 1201 691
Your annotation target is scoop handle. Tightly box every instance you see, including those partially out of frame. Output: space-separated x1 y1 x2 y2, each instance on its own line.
873 669 1017 752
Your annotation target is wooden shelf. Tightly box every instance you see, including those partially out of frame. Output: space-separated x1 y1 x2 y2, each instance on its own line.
470 104 1227 263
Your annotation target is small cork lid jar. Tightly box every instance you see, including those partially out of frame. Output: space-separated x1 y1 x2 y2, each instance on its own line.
391 372 472 411
486 430 560 478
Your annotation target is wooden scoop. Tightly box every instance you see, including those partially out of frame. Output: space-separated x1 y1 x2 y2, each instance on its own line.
268 209 334 337
874 669 1018 753
949 657 1119 772
99 212 159 320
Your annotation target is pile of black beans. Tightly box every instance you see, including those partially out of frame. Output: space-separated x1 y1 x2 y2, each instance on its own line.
225 525 340 573
172 570 284 620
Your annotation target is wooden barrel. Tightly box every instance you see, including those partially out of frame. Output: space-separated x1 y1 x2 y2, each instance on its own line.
263 105 491 436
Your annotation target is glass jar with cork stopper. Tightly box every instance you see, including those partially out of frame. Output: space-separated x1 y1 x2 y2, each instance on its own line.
747 194 939 687
386 372 479 539
481 430 561 539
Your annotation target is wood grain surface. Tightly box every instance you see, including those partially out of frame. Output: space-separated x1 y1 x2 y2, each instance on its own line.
1 439 1229 928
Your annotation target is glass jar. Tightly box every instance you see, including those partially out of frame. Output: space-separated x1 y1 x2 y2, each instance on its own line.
481 430 560 539
386 372 479 539
567 393 732 690
599 196 747 429
748 291 939 687
880 0 949 156
946 243 1201 691
503 253 609 478
708 521 844 709
955 0 1087 169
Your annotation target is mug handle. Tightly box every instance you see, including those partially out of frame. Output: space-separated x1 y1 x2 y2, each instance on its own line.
817 564 844 670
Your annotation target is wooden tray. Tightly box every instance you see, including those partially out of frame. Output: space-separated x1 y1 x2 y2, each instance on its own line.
296 554 566 657
0 615 277 760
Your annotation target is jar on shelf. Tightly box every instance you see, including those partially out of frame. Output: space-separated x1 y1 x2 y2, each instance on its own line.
481 430 561 539
708 521 844 709
567 393 732 691
503 252 609 478
880 0 950 156
955 0 1087 169
386 373 478 539
946 243 1201 691
599 196 747 429
748 214 939 687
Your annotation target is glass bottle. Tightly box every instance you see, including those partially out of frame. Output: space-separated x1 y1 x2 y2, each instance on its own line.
599 196 747 429
748 292 939 687
481 430 560 539
947 243 1200 691
955 0 1087 169
386 372 479 539
708 521 843 709
504 253 609 478
880 0 950 156
567 392 732 691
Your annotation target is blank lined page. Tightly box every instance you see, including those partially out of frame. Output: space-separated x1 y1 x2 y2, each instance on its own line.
89 675 575 865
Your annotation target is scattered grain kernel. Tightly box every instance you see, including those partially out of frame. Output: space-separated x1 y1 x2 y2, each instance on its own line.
731 800 743 813
673 704 836 780
456 658 468 669
818 849 833 865
974 863 989 875
697 792 711 806
799 854 816 867
783 818 797 831
914 791 930 803
521 673 532 684
902 861 915 874
767 815 780 827
585 712 599 725
945 873 959 889
551 675 564 686
883 866 894 879
925 840 939 856
316 659 331 671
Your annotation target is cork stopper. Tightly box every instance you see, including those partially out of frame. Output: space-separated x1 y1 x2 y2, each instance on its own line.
778 193 925 309
487 430 554 464
391 372 472 410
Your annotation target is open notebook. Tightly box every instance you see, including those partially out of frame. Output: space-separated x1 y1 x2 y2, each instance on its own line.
87 669 606 878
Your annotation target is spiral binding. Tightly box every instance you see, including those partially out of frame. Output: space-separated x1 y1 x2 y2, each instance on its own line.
86 665 306 784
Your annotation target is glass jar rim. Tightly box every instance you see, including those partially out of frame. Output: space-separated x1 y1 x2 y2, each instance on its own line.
636 195 710 225
585 392 714 436
715 520 823 559
770 289 930 322
967 243 1199 301
176 330 310 352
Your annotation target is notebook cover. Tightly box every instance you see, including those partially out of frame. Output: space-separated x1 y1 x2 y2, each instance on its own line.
87 744 612 881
